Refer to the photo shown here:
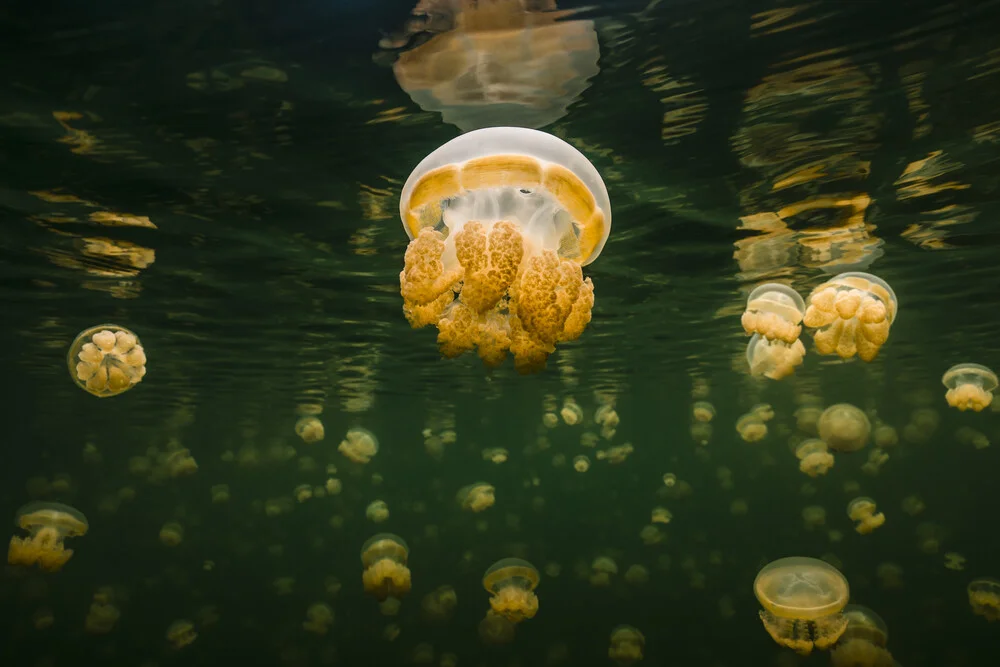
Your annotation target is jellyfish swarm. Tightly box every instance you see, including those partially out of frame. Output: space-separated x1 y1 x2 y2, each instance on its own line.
747 334 805 380
386 0 600 132
361 534 412 602
483 558 540 623
8 502 89 571
67 324 146 397
753 556 850 655
942 363 997 412
398 127 611 373
968 578 1000 621
802 272 897 361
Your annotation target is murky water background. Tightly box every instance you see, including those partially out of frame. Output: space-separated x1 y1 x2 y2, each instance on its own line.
2 0 1000 665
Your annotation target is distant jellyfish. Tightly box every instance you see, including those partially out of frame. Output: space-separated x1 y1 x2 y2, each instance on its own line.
942 363 997 412
944 552 966 571
67 324 146 397
159 521 184 546
830 605 894 667
339 427 379 464
803 272 897 361
848 497 885 535
483 558 540 623
608 625 645 666
166 619 197 649
8 502 88 571
361 534 412 602
560 398 584 425
573 455 590 472
366 500 390 523
420 585 457 624
753 556 850 655
295 416 325 443
590 556 618 586
796 439 835 477
802 506 827 531
818 404 870 452
736 413 768 442
741 283 806 343
478 610 516 645
876 563 903 590
746 334 806 380
85 588 121 634
397 127 611 373
457 483 496 512
968 577 1000 621
690 422 712 446
303 602 334 635
692 401 716 423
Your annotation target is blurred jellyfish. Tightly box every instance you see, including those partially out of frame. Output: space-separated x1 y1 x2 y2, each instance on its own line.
421 585 457 624
624 564 649 585
159 521 184 546
366 500 390 523
340 428 379 464
573 455 590 472
901 495 925 516
166 619 197 649
397 127 611 373
608 625 645 666
478 609 516 645
590 556 618 586
692 401 716 423
560 398 584 425
483 558 540 623
690 422 712 446
876 562 903 589
67 324 146 397
85 588 121 634
818 404 870 452
830 605 894 667
361 534 412 602
796 439 835 477
457 483 496 512
848 497 885 535
736 413 768 442
303 602 335 635
741 283 805 343
8 502 88 571
295 416 325 443
944 552 966 571
651 507 672 524
753 556 850 655
942 363 997 412
802 505 827 530
803 272 897 361
747 334 806 380
968 578 1000 621
482 447 509 464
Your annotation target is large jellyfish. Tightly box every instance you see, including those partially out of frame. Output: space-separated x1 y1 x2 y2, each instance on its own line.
818 403 871 452
741 283 805 343
398 127 611 373
942 363 997 412
802 272 897 361
753 556 850 655
8 502 89 571
67 324 146 397
483 557 540 623
361 534 412 602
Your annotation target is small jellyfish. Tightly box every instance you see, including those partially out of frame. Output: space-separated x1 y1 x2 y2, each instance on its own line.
295 416 325 443
561 399 584 425
67 324 147 397
624 565 650 585
876 563 903 590
483 558 540 623
802 272 897 361
590 556 618 586
741 283 806 343
478 610 516 645
420 585 457 624
848 497 885 535
366 500 390 523
736 413 768 442
8 502 88 571
796 439 835 477
482 447 509 464
85 588 121 634
361 533 412 602
818 404 870 452
339 427 379 464
942 363 997 412
692 401 716 423
397 127 612 373
159 521 184 546
608 625 645 666
968 577 1000 621
573 455 590 472
690 422 712 446
746 334 806 380
166 619 197 649
457 483 495 512
651 507 672 524
303 602 334 635
753 556 850 655
802 506 827 531
944 552 966 571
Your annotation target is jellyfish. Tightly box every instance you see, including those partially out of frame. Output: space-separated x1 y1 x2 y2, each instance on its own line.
478 610 516 645
397 126 611 373
796 439 835 477
421 585 458 624
818 404 870 452
366 500 390 523
802 506 827 530
968 577 1000 621
573 455 590 472
457 483 496 512
8 502 88 571
608 625 645 666
159 521 184 546
483 558 540 623
736 413 768 442
830 605 894 667
848 497 885 535
942 363 997 412
303 602 334 635
85 588 121 634
166 619 197 649
692 401 716 423
590 556 618 586
339 427 379 464
802 272 897 361
67 324 146 397
295 416 325 443
747 334 806 380
944 552 966 571
741 283 805 344
753 556 850 655
560 398 583 425
361 533 412 602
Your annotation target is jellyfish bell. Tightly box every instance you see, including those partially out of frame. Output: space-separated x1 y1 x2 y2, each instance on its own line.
942 363 997 412
483 557 540 623
608 625 645 666
847 497 885 535
803 272 897 362
8 501 89 571
840 605 888 647
741 283 806 344
361 533 412 601
967 577 1000 621
746 334 806 380
457 482 496 512
795 439 834 477
398 126 611 373
478 609 516 645
67 324 146 397
818 403 871 452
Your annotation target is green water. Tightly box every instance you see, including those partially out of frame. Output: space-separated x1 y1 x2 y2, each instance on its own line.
2 0 1000 665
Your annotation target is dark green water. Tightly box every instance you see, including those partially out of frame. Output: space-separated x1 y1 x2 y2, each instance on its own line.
2 0 1000 665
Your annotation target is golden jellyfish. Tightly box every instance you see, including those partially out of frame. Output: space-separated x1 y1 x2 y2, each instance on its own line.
8 502 88 571
159 521 184 546
968 577 1000 621
942 363 997 412
478 609 516 645
482 447 508 463
421 585 458 624
802 272 897 361
754 557 850 655
85 588 121 634
608 625 645 666
295 416 325 443
741 282 806 343
818 404 870 452
590 556 618 586
361 533 412 602
166 619 197 649
944 552 966 571
736 413 768 442
397 126 611 373
802 506 827 531
692 401 716 423
67 324 146 397
383 0 600 133
303 602 334 635
339 427 379 464
796 439 835 477
747 334 806 380
830 605 893 667
366 500 390 523
483 558 540 623
848 497 885 535
573 455 590 472
560 398 584 425
457 482 496 512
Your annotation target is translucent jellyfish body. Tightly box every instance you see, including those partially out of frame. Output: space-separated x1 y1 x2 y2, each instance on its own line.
802 272 897 361
747 334 805 380
361 534 412 601
741 283 805 344
753 556 850 655
457 482 496 512
339 427 379 464
968 577 1000 621
818 403 870 452
847 497 885 535
483 558 540 623
67 324 146 397
398 126 611 373
8 502 89 571
831 605 893 667
942 363 997 412
796 440 834 477
840 605 888 646
608 625 645 666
